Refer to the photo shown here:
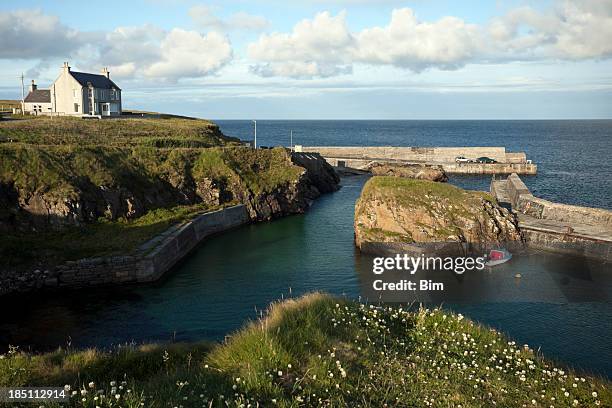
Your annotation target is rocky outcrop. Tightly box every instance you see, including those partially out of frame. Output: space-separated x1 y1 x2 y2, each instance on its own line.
0 146 340 231
369 163 448 182
355 176 522 255
291 152 341 194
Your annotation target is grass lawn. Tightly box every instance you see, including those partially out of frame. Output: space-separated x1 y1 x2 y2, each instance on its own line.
1 293 609 407
0 116 241 148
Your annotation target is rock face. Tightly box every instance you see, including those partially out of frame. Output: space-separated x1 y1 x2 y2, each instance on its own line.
369 163 448 182
291 152 341 194
355 176 522 254
0 147 340 231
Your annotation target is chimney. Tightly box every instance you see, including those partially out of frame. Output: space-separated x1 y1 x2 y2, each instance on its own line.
62 61 71 72
29 80 37 92
101 67 110 79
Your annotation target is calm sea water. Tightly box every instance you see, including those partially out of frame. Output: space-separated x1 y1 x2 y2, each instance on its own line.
1 121 610 377
218 120 612 209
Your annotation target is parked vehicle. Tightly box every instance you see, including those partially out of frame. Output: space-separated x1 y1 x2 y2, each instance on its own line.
455 156 472 163
475 156 497 164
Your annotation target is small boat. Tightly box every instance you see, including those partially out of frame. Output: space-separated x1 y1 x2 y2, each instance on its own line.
485 248 512 267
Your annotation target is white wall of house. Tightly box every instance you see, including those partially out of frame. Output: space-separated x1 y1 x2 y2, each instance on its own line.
50 65 84 116
24 101 52 115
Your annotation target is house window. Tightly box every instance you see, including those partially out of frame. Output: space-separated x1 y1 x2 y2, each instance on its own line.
88 89 93 97
74 103 79 112
102 104 108 112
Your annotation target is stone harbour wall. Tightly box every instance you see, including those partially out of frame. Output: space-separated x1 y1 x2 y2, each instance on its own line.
0 205 249 296
522 229 612 262
320 156 536 175
506 174 612 228
300 146 528 164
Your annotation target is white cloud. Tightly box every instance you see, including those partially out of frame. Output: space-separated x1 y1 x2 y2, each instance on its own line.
102 25 166 68
0 9 233 82
189 5 270 32
247 1 612 79
0 9 88 59
98 26 233 81
354 8 481 71
489 0 612 60
144 29 233 79
248 11 354 78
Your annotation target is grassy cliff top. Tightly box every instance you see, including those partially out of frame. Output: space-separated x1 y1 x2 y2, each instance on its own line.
1 293 609 407
0 145 302 198
359 176 496 209
0 116 240 148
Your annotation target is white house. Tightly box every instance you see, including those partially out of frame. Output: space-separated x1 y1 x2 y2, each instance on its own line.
23 80 52 115
23 62 122 117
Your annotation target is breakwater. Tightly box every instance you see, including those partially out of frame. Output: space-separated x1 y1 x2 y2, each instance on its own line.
0 205 249 296
491 174 612 261
298 146 537 175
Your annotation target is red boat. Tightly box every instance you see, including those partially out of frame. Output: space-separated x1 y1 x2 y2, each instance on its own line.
485 249 512 267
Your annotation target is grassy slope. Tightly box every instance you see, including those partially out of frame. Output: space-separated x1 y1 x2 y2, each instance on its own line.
1 294 609 407
358 176 496 212
0 145 302 202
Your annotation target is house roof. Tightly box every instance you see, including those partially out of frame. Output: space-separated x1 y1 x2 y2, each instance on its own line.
69 71 121 90
24 89 51 103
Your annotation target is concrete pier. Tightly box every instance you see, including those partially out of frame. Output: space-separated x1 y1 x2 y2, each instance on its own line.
298 146 537 175
491 174 612 261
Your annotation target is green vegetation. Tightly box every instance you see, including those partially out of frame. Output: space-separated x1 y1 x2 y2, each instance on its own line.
0 203 219 267
0 145 304 268
0 117 306 269
359 176 497 212
0 145 302 201
198 147 304 195
0 116 240 147
1 293 609 407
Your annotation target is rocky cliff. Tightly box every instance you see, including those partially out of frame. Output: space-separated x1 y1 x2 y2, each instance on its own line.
0 146 339 232
355 176 522 254
369 163 448 182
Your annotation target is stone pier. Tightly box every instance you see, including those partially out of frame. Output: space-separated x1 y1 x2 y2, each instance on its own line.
491 174 612 261
298 146 537 175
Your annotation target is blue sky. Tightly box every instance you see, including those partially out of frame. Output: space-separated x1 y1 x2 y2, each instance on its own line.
1 0 611 119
